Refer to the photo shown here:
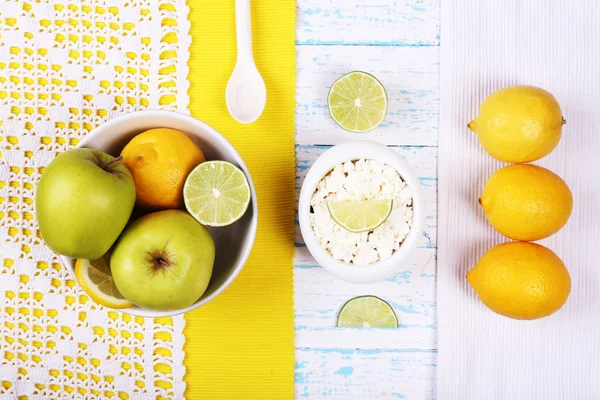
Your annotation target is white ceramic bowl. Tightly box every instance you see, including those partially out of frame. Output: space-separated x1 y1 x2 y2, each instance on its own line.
298 140 424 284
61 110 258 317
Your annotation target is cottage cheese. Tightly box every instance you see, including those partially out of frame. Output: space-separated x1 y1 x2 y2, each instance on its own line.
310 159 413 266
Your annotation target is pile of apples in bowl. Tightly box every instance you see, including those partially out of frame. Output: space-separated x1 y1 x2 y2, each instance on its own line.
35 110 258 317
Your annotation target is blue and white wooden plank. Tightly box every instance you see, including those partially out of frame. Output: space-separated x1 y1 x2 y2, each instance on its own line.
295 348 437 399
293 1 441 395
294 248 436 349
293 145 437 349
297 0 441 46
296 46 440 146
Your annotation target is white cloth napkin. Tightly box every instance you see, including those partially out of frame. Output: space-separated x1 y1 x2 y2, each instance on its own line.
438 1 600 399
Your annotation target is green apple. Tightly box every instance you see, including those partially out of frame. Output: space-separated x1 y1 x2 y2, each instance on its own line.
36 148 136 259
110 209 215 311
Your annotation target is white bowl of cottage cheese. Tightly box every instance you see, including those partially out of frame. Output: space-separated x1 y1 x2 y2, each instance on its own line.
298 140 424 283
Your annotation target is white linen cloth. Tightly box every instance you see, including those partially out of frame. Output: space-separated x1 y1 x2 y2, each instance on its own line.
438 1 600 399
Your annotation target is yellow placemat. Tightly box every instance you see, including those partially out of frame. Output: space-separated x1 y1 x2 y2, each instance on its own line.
184 1 296 398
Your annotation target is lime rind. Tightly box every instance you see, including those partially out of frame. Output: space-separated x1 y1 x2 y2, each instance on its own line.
328 71 388 133
337 295 398 329
328 199 393 233
184 160 251 227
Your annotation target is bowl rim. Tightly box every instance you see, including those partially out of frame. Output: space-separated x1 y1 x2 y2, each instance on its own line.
61 109 258 317
298 140 425 284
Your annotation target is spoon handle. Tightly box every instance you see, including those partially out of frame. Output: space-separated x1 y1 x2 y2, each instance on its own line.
235 0 254 64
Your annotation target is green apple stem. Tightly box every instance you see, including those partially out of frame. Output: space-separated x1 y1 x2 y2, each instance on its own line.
157 257 169 267
148 248 174 275
102 156 123 171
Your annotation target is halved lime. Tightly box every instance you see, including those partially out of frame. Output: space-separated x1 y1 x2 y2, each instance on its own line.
183 161 251 227
337 296 398 328
328 199 393 233
328 71 388 133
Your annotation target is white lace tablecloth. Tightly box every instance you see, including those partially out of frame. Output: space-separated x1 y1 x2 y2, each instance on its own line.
0 0 190 398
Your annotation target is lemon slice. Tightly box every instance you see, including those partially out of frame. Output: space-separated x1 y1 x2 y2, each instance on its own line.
328 71 388 133
328 199 393 233
337 296 398 328
184 160 251 227
75 257 134 309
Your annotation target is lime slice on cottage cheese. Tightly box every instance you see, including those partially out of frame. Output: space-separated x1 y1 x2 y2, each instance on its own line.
337 296 398 329
328 199 393 233
183 161 251 227
328 71 388 133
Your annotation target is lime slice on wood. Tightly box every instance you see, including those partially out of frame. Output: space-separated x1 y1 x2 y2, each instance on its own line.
328 199 393 233
337 296 398 328
184 161 251 227
328 71 388 133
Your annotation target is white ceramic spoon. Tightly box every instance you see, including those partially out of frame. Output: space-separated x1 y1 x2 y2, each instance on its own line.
226 0 266 124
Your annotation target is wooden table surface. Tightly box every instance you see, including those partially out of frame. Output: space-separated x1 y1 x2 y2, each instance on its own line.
293 1 440 398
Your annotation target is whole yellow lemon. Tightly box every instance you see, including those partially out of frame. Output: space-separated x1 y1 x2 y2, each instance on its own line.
121 128 205 209
467 242 571 320
480 164 572 241
469 85 565 163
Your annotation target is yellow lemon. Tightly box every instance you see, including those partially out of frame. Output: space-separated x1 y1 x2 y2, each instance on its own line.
75 257 134 309
480 164 572 241
469 85 565 163
121 128 205 209
467 242 571 320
